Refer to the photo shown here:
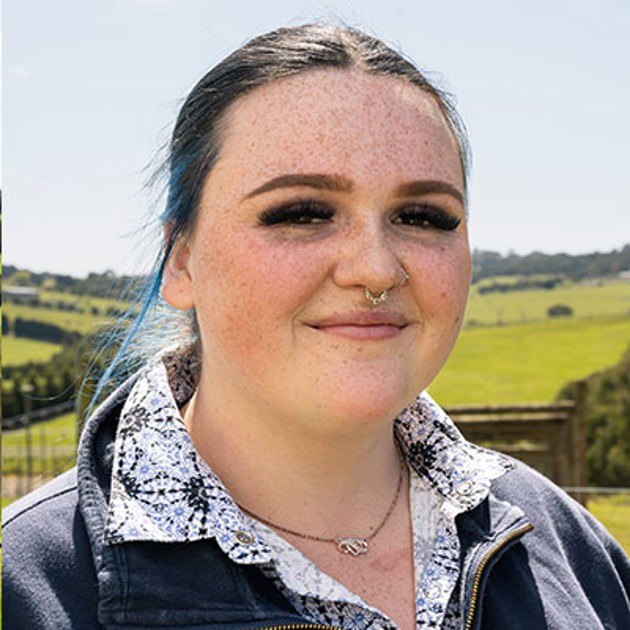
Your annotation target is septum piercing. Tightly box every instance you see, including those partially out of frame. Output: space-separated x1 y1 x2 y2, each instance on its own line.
364 287 389 305
364 269 409 305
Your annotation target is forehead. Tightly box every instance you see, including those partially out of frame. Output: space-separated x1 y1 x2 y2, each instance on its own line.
207 69 463 199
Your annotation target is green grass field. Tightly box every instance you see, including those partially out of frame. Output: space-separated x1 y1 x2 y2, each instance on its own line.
429 314 630 405
466 278 629 326
589 495 630 554
2 413 77 450
2 413 77 449
3 302 114 334
39 289 129 313
2 413 78 475
2 335 63 366
3 290 133 335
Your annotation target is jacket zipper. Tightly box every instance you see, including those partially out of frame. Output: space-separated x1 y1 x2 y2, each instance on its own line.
464 522 535 630
254 524 535 630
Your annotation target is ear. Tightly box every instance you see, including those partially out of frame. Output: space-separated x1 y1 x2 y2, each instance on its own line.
162 228 195 311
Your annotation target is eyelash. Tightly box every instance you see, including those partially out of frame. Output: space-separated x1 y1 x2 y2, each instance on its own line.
392 206 462 231
258 200 461 231
259 201 333 226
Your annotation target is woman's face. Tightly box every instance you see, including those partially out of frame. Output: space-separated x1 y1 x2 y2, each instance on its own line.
164 70 470 433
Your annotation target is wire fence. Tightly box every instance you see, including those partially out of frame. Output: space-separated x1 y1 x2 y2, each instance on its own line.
2 405 78 500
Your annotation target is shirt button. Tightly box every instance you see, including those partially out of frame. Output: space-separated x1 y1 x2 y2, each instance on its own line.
456 480 474 496
235 530 255 545
425 583 442 599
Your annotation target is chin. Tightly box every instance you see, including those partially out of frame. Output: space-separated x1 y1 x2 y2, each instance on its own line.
317 376 417 426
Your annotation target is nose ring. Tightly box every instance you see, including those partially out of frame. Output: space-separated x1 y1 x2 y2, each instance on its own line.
364 287 388 305
364 269 409 305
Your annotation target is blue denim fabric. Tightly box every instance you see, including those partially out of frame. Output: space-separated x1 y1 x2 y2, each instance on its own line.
3 373 630 629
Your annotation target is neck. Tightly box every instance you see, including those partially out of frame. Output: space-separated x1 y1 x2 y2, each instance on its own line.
182 376 403 537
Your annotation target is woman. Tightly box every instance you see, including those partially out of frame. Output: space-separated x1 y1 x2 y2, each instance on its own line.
4 24 629 630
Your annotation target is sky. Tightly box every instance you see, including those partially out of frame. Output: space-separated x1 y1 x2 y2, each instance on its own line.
3 0 630 277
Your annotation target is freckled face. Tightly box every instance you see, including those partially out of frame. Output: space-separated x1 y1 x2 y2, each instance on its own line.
164 70 471 431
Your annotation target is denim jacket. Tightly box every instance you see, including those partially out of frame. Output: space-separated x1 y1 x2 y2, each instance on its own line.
4 373 630 629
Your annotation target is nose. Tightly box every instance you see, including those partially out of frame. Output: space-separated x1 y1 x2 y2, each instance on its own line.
332 219 406 298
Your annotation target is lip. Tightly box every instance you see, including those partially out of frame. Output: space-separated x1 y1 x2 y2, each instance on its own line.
306 310 410 340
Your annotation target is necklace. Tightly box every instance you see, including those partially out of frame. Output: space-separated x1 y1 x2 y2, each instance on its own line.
237 446 406 557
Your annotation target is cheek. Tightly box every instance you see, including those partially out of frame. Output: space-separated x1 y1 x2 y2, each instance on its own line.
412 242 471 329
190 232 324 357
408 243 470 388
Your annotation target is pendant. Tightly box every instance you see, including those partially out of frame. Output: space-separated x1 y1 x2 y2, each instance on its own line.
336 538 369 556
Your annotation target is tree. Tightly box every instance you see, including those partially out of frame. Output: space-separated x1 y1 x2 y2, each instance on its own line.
547 304 573 318
8 269 34 286
557 346 630 486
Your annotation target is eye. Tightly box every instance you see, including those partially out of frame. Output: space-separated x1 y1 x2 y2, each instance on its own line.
392 205 462 231
258 201 334 226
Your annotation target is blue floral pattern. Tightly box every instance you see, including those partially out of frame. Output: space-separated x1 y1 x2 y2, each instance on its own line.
104 353 514 628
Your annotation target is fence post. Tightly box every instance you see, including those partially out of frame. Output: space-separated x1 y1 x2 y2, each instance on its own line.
21 383 35 492
572 380 589 506
40 422 48 478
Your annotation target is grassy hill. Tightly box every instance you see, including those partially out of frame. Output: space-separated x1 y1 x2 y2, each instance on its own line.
426 277 630 405
3 289 127 335
466 278 629 326
430 314 630 405
3 335 63 366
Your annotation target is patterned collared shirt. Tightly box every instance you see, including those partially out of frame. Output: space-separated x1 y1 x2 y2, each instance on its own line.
104 354 513 629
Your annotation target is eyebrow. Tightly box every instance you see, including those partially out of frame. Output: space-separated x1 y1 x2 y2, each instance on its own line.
244 174 353 199
394 180 464 204
243 173 464 205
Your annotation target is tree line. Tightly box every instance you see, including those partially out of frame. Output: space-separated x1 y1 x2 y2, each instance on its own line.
477 276 564 294
2 346 80 418
3 315 82 345
472 244 630 283
3 265 142 299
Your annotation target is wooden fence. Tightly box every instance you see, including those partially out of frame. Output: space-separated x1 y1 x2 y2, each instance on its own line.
446 381 588 503
2 400 76 430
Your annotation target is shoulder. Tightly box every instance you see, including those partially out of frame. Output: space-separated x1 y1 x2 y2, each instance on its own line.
2 469 100 629
493 458 625 555
3 468 82 564
3 468 83 557
3 467 78 526
489 458 630 623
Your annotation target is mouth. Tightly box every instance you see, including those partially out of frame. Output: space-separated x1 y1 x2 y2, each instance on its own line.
306 311 410 341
